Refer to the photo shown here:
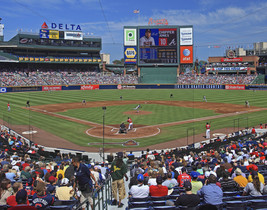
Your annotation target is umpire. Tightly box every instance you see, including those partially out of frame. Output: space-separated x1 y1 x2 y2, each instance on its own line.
72 156 99 209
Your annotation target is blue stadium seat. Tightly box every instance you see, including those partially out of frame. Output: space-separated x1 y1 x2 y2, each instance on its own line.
153 206 176 210
48 205 73 210
151 200 166 206
128 201 151 209
248 199 267 209
150 196 168 201
225 200 247 210
129 197 149 202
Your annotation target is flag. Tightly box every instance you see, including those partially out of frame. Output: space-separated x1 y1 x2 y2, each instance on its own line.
133 9 140 14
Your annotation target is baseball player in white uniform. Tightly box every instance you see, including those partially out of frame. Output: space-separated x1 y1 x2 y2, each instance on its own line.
140 29 155 46
206 122 211 139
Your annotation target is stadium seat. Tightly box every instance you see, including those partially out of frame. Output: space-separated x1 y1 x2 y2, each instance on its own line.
153 206 176 210
0 205 11 210
128 201 151 209
129 197 149 202
225 200 247 210
48 205 73 210
152 200 166 206
150 196 168 201
223 191 240 197
248 199 267 209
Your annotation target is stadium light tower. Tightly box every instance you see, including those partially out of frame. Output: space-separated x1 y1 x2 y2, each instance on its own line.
102 106 107 163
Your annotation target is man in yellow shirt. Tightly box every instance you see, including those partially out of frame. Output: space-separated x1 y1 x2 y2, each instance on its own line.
233 168 248 188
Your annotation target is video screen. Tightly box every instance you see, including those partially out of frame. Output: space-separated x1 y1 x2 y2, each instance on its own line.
139 28 177 64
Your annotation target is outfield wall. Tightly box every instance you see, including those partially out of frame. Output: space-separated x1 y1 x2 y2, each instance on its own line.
1 84 267 93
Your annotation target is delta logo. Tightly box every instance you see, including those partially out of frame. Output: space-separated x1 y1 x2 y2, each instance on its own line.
41 22 48 29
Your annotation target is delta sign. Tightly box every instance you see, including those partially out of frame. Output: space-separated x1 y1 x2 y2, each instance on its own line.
41 22 82 31
124 47 137 64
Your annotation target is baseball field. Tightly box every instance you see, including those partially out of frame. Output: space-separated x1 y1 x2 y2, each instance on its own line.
0 88 267 152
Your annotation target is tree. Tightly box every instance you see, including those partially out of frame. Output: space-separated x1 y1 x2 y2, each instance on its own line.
112 58 124 65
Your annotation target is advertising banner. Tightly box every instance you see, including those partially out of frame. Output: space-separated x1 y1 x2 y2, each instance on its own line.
0 87 7 93
64 31 83 40
225 84 245 90
80 85 99 90
124 28 137 46
124 46 137 64
117 85 136 89
207 67 248 71
40 29 49 38
42 86 62 91
49 30 59 39
221 58 243 62
175 84 224 89
180 46 193 63
180 28 193 45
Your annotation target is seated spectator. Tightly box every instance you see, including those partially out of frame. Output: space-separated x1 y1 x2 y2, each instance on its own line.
55 178 74 200
129 174 149 198
32 180 55 208
56 164 65 179
233 168 248 188
0 178 12 205
177 167 191 187
247 165 265 185
148 171 158 186
168 181 200 207
197 174 223 206
219 171 239 192
6 182 25 206
8 189 37 210
243 173 264 196
20 166 31 180
191 171 203 194
162 172 178 189
149 175 168 197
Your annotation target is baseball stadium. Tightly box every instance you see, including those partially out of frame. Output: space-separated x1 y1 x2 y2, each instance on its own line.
0 21 267 210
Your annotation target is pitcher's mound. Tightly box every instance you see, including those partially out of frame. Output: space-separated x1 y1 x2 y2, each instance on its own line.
123 111 152 115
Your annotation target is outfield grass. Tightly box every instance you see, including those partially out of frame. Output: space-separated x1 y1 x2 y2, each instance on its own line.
0 89 266 148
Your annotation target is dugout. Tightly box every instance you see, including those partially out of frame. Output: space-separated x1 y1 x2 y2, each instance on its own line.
138 66 178 84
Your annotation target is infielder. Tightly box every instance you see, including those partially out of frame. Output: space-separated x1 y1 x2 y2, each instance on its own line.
127 117 133 130
82 99 86 106
245 100 250 108
206 122 210 139
203 96 207 102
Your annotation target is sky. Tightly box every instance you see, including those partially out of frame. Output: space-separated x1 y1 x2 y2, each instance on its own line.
1 0 267 62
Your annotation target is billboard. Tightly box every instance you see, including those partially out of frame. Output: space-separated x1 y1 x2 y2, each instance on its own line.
80 85 99 90
124 28 137 46
180 28 193 45
180 46 193 64
139 28 178 64
64 31 83 40
124 46 137 64
42 86 62 91
40 29 59 39
225 84 245 90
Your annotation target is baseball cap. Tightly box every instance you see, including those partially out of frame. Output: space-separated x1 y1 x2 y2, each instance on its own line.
137 174 144 182
61 178 69 186
47 185 56 193
146 29 151 33
156 175 163 184
191 171 199 179
16 189 27 203
235 168 242 175
183 181 192 190
48 176 56 183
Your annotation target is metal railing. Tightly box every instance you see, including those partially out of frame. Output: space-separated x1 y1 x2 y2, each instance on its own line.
75 176 112 210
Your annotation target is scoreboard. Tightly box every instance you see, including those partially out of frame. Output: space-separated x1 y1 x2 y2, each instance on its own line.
123 25 193 66
139 28 177 64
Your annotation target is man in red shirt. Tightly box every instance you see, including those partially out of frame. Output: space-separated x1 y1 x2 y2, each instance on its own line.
205 122 211 139
177 167 191 187
127 117 133 130
149 175 168 197
251 127 256 135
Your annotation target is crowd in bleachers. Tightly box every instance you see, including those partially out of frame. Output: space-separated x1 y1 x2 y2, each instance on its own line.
177 74 257 85
0 69 138 86
0 123 267 209
121 129 267 209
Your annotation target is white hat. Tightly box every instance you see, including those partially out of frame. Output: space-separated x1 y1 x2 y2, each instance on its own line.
61 178 69 185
